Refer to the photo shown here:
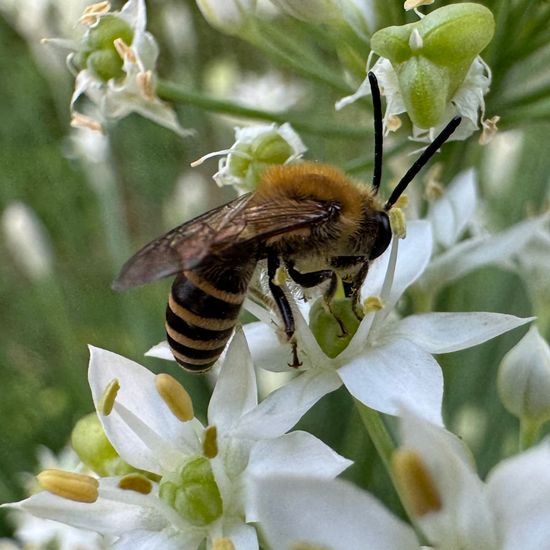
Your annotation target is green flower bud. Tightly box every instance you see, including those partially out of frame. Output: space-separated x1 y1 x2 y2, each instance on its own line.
371 3 495 129
159 456 223 526
252 130 294 164
71 413 134 477
498 326 550 426
86 15 134 51
79 15 134 82
309 297 361 358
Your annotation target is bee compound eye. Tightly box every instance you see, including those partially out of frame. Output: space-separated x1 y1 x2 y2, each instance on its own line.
369 212 392 260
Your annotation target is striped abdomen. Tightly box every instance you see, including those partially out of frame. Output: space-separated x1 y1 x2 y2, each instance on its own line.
165 260 255 372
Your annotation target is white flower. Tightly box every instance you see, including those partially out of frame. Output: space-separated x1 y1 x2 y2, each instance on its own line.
46 0 189 136
4 330 349 549
2 202 53 281
195 0 256 33
251 475 419 549
337 56 492 143
242 221 532 425
420 209 550 296
192 123 307 193
498 326 550 426
397 408 550 549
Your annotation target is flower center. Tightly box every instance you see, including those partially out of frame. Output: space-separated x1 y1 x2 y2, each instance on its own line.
159 456 223 527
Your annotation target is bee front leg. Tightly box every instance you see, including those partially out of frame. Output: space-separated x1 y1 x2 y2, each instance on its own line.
267 254 302 368
346 261 370 320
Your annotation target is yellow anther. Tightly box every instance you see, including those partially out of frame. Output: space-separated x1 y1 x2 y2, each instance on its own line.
37 469 99 504
479 115 500 146
113 38 136 64
118 473 153 495
99 378 120 416
212 539 235 550
273 266 287 287
155 373 194 422
137 70 155 100
203 425 218 459
392 449 442 517
70 113 103 133
363 296 384 314
80 1 111 25
389 207 407 239
386 114 402 132
394 194 409 209
404 0 434 10
290 543 331 550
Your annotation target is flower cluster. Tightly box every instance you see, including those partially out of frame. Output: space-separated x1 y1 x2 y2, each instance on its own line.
4 0 550 548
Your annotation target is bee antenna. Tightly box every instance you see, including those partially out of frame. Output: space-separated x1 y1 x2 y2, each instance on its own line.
368 72 383 194
384 116 462 211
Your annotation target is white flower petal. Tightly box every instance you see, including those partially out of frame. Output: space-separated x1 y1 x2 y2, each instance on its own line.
392 312 534 354
251 476 419 550
242 321 291 372
208 328 258 431
428 169 478 248
245 431 351 498
5 482 167 536
88 347 201 473
222 521 258 550
399 410 497 548
486 442 550 550
113 529 200 550
232 368 342 439
339 339 443 425
145 340 174 361
361 221 433 310
421 212 550 292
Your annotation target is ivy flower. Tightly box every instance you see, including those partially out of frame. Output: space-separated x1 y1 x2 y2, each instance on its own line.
394 408 550 549
44 0 189 136
3 330 349 549
241 220 532 425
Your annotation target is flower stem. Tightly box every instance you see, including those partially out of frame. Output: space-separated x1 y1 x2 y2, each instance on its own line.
520 418 541 451
354 400 429 544
156 80 370 140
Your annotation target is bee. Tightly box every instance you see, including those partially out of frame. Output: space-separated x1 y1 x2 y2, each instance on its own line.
113 73 461 372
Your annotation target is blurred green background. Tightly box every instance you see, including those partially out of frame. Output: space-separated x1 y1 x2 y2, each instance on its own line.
0 0 549 538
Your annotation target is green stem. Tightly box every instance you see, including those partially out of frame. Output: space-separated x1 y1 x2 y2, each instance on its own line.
354 400 429 544
156 80 371 139
519 418 541 451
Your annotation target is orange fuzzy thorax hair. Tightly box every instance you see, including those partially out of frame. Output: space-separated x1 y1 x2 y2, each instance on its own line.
256 162 377 224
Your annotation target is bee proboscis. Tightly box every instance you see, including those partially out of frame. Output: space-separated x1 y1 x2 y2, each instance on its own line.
113 73 461 372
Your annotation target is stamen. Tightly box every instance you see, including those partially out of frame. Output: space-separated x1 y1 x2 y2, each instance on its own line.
392 449 442 517
113 38 136 64
80 1 111 25
479 115 500 145
212 539 235 550
118 473 153 495
99 378 120 416
203 426 218 459
137 70 155 100
37 469 99 503
155 373 194 422
389 208 407 239
393 195 409 209
190 147 253 168
70 113 103 133
386 115 402 132
363 296 384 314
273 266 287 286
404 0 434 10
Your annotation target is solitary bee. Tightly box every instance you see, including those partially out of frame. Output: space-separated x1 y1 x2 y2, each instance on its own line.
113 73 460 372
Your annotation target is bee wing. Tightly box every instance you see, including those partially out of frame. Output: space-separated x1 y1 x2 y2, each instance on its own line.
112 194 253 290
113 193 338 290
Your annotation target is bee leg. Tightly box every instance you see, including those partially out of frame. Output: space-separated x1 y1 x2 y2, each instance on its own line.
268 254 302 367
346 261 370 320
285 261 348 337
